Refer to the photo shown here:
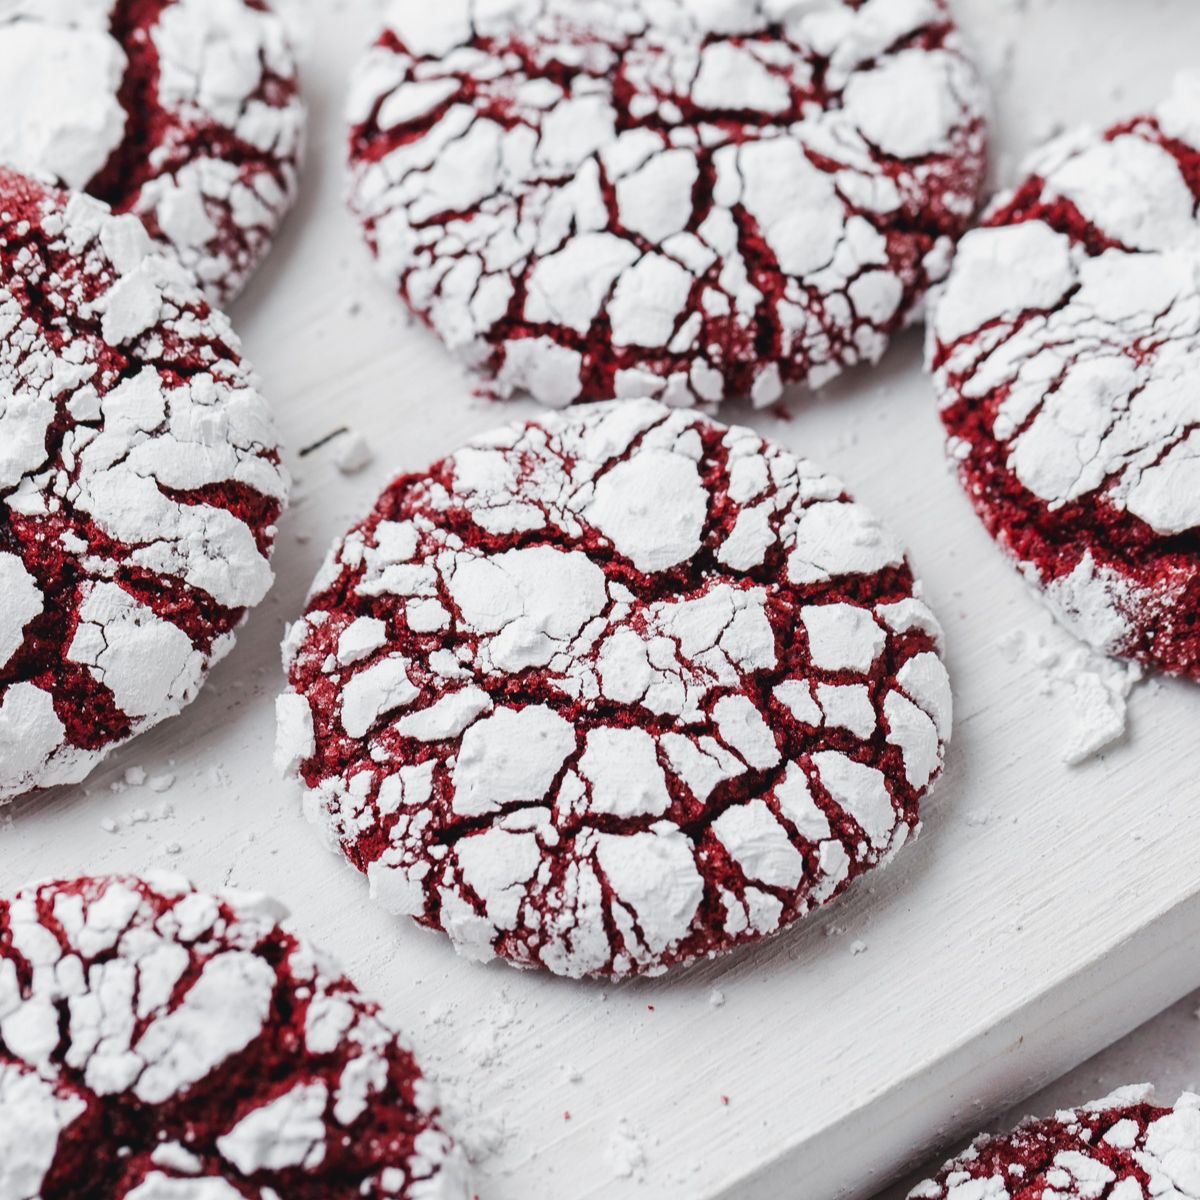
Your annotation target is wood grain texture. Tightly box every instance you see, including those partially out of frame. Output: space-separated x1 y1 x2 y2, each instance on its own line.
3 3 1200 1199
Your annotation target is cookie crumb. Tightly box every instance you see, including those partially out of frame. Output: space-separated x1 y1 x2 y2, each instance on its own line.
335 432 374 475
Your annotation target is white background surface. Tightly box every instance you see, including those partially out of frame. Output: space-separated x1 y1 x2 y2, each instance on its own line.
3 1 1200 1199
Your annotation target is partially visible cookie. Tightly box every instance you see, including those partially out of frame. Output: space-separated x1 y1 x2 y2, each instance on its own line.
910 1086 1199 1200
0 0 306 305
930 75 1200 680
0 170 288 803
348 0 987 409
278 399 953 980
0 874 471 1200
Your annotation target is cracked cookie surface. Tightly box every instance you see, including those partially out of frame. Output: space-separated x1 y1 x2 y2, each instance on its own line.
0 170 288 803
278 400 952 980
930 75 1200 679
0 873 471 1200
0 0 305 306
909 1086 1200 1200
347 0 987 409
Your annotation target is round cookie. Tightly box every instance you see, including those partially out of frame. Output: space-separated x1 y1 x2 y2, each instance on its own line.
930 75 1200 680
910 1086 1200 1200
0 0 306 306
347 0 988 409
0 874 470 1200
278 400 953 980
0 170 288 803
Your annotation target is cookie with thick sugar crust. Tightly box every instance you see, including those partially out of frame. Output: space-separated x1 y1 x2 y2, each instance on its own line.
0 0 306 306
0 170 288 803
278 400 953 980
348 0 987 409
910 1086 1200 1200
930 74 1200 680
0 874 471 1200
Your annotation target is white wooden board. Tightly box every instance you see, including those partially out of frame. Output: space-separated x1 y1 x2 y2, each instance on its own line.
4 3 1200 1199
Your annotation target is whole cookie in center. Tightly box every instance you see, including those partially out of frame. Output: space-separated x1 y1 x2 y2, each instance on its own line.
278 401 953 979
348 0 987 409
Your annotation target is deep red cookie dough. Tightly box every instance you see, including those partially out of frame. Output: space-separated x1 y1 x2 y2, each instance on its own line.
277 400 953 979
909 1086 1200 1200
347 0 987 409
0 170 288 802
0 874 470 1200
0 0 305 306
929 76 1200 680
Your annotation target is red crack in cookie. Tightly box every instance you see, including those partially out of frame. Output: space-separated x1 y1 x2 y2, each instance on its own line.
909 1086 1200 1200
0 874 471 1200
347 0 987 409
277 400 953 979
0 0 305 306
0 170 288 803
930 74 1200 679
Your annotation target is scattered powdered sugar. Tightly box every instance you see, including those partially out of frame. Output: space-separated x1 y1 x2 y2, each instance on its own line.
420 992 523 1169
931 73 1200 680
909 1086 1200 1200
998 621 1144 765
0 0 306 306
0 874 471 1200
607 1118 649 1182
279 399 953 979
0 172 288 803
349 0 987 408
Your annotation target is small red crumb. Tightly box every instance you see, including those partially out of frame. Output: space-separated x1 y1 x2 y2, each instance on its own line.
721 1096 731 1106
564 1112 572 1122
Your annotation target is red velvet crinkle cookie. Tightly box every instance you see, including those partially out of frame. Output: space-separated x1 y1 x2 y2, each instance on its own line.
0 170 288 803
347 0 987 409
910 1086 1200 1200
930 74 1200 680
0 874 471 1200
0 0 305 306
277 400 953 980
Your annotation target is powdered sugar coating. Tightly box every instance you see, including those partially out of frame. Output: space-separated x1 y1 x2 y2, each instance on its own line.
0 0 305 307
279 399 952 979
930 75 1200 679
0 874 470 1200
909 1086 1200 1200
0 170 288 803
348 0 987 409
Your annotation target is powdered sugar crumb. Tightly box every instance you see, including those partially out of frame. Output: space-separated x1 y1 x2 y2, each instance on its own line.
608 1118 649 1182
335 432 374 475
999 619 1144 765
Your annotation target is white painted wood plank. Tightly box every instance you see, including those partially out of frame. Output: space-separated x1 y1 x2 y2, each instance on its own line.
3 4 1200 1200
